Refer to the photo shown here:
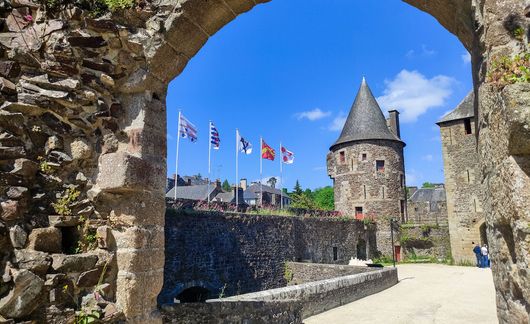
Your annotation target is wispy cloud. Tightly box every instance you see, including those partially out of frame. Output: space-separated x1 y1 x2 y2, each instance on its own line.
376 70 456 123
422 154 434 161
421 44 437 56
405 45 437 59
295 108 331 121
406 169 423 187
328 113 347 131
461 51 471 64
313 166 327 171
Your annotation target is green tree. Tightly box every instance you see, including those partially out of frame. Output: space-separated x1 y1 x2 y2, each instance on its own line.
293 180 303 195
422 182 435 188
290 193 317 209
313 186 334 210
222 179 231 191
267 177 277 188
304 188 313 199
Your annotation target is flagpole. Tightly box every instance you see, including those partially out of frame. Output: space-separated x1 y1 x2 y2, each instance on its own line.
280 142 283 210
235 129 239 211
174 110 182 201
207 121 211 208
259 136 263 208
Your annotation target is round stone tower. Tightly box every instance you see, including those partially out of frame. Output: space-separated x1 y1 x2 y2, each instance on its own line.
327 78 406 258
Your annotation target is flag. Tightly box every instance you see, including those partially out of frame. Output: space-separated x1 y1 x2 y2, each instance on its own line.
179 114 197 142
281 146 294 164
210 122 220 149
261 140 275 161
237 130 252 154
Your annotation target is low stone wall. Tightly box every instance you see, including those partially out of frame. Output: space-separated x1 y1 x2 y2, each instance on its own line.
400 225 451 261
160 300 303 324
159 210 376 304
222 267 397 318
286 262 374 285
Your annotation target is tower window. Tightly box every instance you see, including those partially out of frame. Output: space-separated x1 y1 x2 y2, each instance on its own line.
382 186 385 199
400 200 405 222
400 174 404 188
333 247 338 261
355 207 363 220
339 151 345 164
361 153 367 161
464 118 472 135
376 160 385 173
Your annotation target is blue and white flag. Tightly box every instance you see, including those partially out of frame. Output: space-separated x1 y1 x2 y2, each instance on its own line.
179 114 197 142
237 130 252 154
210 122 220 149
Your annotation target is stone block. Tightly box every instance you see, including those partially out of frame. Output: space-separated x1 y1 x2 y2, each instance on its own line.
14 249 52 276
0 269 44 319
96 226 114 249
0 61 20 79
10 158 38 178
51 253 98 273
67 36 107 48
97 152 165 193
0 77 16 95
1 200 22 221
48 215 83 227
0 146 26 160
27 227 62 253
6 187 28 200
9 225 27 248
76 268 103 287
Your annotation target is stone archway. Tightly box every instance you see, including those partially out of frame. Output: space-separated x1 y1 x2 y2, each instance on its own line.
0 1 528 323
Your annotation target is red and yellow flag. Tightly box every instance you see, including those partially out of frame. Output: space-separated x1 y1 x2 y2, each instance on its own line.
261 140 275 161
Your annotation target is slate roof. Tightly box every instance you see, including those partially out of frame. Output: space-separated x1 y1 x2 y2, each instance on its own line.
245 183 290 198
409 187 446 203
437 91 474 125
243 191 257 200
165 184 216 200
331 78 403 150
215 191 235 202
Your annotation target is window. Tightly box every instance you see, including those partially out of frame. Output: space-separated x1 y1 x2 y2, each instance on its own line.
382 186 385 199
400 200 405 222
376 160 385 173
400 174 404 188
355 207 363 220
339 151 345 164
467 170 470 183
464 118 472 135
333 247 338 261
361 153 367 161
363 185 367 200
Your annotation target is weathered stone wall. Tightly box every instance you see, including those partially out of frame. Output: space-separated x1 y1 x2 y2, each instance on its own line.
222 267 398 319
286 262 375 286
400 225 451 261
327 140 406 257
439 119 484 263
407 199 448 226
158 209 375 305
160 300 303 324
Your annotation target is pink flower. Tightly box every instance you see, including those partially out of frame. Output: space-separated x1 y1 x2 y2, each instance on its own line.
24 15 33 22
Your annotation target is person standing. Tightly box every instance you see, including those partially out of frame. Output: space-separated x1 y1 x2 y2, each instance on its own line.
481 244 489 268
473 242 482 267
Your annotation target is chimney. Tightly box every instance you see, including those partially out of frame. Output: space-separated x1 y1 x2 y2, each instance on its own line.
215 179 221 188
240 178 247 191
387 110 401 139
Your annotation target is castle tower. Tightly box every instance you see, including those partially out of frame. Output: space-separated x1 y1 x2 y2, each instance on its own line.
327 78 407 257
437 92 484 263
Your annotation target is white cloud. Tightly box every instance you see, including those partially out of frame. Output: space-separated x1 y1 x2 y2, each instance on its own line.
376 70 456 123
405 169 423 187
313 166 327 171
422 154 434 161
421 44 436 56
461 51 471 64
329 114 347 131
295 108 331 121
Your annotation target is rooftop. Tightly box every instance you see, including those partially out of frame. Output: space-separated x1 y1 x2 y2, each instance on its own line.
331 78 403 150
437 91 474 125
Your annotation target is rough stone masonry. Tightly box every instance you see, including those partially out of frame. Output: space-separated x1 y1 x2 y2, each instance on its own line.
0 0 528 323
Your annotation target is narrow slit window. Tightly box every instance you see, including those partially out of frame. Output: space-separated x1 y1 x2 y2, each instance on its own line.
400 174 404 188
361 153 367 161
473 198 477 212
333 247 338 261
382 186 385 199
467 170 470 183
339 151 345 164
376 160 385 173
464 118 472 135
363 185 367 200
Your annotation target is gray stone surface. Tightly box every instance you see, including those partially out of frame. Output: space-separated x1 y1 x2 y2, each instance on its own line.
0 270 44 319
26 227 62 253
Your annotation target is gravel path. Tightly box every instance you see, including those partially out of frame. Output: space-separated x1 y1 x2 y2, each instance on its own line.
305 263 498 324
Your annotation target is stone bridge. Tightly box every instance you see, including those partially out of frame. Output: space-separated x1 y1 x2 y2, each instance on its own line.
0 0 528 323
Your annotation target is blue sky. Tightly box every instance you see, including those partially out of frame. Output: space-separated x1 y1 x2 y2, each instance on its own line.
166 0 473 190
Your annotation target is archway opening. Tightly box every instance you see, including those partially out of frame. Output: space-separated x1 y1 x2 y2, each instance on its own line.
479 222 488 246
357 239 367 260
175 287 211 303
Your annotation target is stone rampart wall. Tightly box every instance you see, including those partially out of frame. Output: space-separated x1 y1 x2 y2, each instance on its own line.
400 225 451 261
222 267 397 318
158 210 376 305
286 262 374 286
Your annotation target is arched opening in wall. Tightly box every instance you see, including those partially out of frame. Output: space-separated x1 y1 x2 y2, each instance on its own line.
175 287 211 303
479 222 488 246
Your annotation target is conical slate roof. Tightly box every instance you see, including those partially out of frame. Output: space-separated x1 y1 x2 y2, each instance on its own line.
437 91 474 125
331 78 403 150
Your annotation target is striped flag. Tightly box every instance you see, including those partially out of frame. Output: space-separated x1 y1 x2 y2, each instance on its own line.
179 114 197 142
281 146 294 164
237 130 252 154
210 122 220 149
261 140 275 161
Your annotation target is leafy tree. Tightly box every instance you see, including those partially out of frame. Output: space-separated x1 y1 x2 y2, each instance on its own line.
304 188 313 199
422 182 435 188
313 186 334 210
293 180 303 195
222 179 231 191
267 177 277 188
282 188 288 194
290 193 317 209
